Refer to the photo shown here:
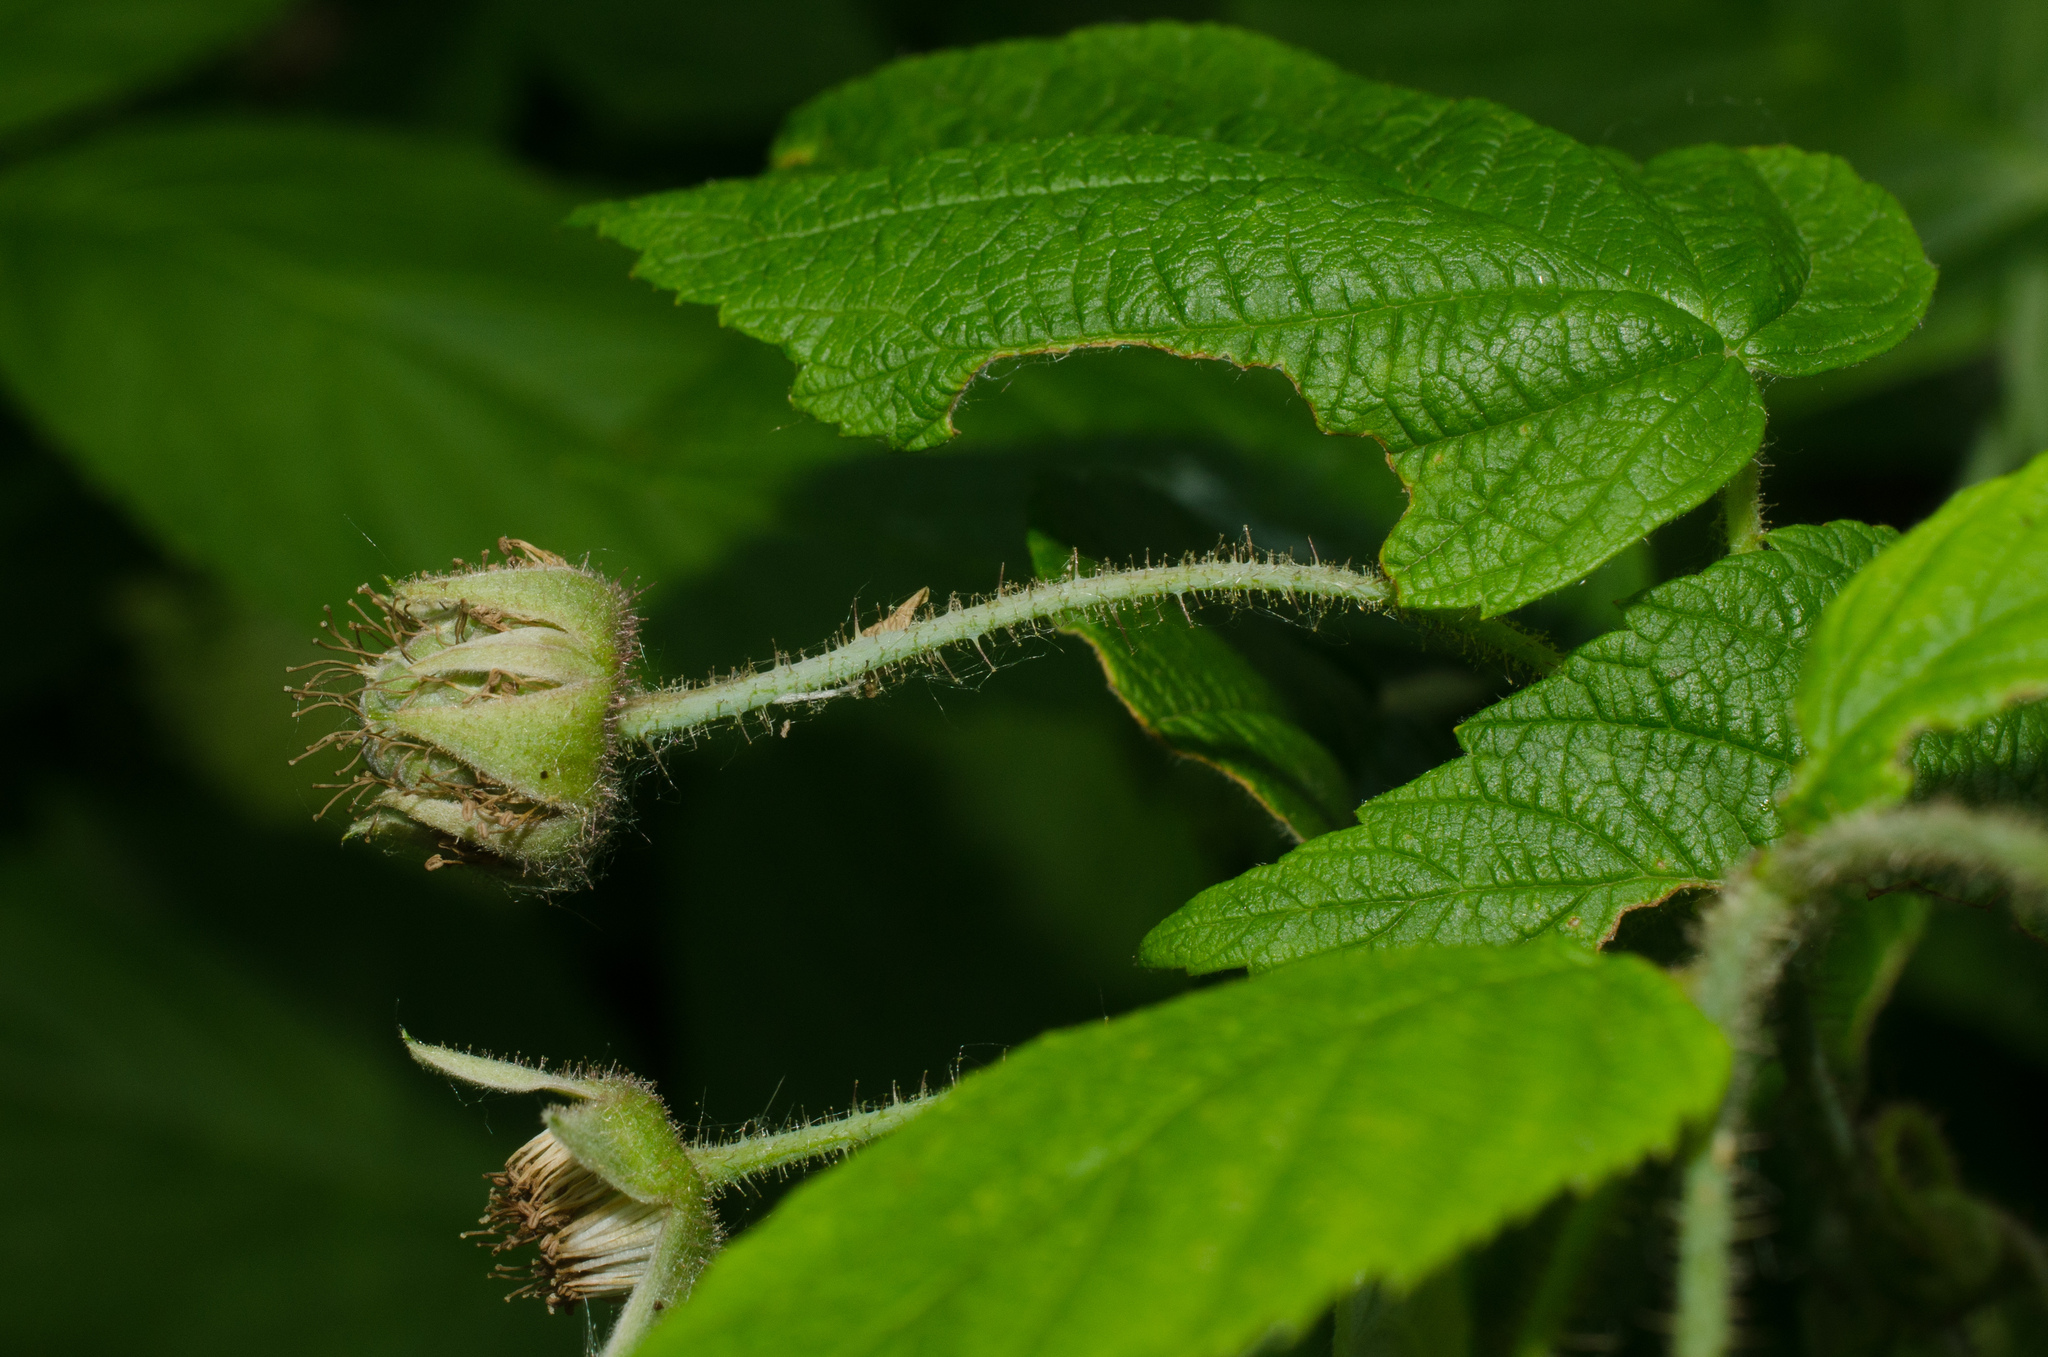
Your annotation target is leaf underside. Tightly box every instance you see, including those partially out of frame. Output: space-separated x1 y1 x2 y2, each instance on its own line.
579 23 1932 615
1028 532 1353 840
1144 521 1895 975
1787 450 2048 828
0 0 289 137
642 941 1726 1357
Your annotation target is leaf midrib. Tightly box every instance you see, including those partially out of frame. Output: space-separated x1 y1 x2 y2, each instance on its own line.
651 134 1714 315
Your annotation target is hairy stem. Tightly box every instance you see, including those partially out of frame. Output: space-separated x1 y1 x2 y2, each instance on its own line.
1674 866 1799 1357
1415 610 1566 680
691 1093 942 1189
1720 459 1767 555
1672 803 2048 1354
1770 803 2048 929
617 558 1399 743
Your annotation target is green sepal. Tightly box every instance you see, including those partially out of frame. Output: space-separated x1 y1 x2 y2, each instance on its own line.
547 1089 708 1209
356 793 588 862
397 562 634 670
403 1031 618 1099
389 679 614 809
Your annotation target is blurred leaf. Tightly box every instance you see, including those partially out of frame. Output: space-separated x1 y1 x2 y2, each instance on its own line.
1145 523 1892 974
1787 451 2048 827
116 576 323 825
1963 252 2048 484
586 23 1929 615
908 700 1242 983
0 0 289 137
1803 891 1932 1085
1333 1268 1471 1357
1898 901 2048 1068
1029 531 1352 841
953 346 1407 559
0 831 565 1356
1224 0 1793 161
505 0 887 139
641 942 1725 1357
0 119 859 619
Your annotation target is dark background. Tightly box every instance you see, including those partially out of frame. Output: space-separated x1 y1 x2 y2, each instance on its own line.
2 2 2044 1352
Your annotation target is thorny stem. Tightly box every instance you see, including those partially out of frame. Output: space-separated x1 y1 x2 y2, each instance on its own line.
1720 458 1767 555
617 557 1558 744
1672 803 2048 1355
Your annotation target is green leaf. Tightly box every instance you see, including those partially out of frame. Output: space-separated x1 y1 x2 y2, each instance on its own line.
582 23 1931 615
1912 699 2048 812
640 941 1726 1357
0 120 856 617
1144 522 1893 974
1028 531 1352 840
0 0 289 137
1640 143 1939 377
1785 451 2048 828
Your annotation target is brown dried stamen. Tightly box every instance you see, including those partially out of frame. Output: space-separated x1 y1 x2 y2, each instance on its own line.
467 1130 667 1311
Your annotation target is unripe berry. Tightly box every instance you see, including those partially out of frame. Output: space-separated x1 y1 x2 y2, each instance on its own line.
292 540 637 884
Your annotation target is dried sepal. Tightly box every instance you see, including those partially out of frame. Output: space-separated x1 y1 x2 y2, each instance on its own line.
289 538 639 884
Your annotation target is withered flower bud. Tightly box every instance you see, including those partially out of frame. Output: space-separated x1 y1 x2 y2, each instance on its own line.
472 1129 676 1312
406 1034 942 1354
292 539 637 882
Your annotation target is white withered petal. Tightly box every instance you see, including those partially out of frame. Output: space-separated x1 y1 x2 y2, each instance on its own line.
470 1130 668 1311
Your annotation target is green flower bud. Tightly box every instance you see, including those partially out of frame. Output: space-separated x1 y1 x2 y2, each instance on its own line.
292 540 637 883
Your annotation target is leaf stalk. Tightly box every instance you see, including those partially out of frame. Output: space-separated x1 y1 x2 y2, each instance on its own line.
1720 459 1767 555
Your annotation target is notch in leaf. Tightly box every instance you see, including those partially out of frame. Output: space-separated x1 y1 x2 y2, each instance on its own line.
575 22 1932 616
